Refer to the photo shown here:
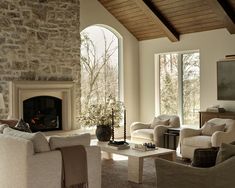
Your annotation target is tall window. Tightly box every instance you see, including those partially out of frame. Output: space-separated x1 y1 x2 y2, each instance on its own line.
158 51 200 128
80 25 119 114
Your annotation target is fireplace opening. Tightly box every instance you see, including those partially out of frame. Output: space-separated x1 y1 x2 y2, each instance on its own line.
23 96 62 132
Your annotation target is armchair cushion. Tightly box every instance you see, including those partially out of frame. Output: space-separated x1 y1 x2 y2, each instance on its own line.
49 133 91 150
201 122 225 136
216 143 235 164
151 115 180 128
150 118 169 129
183 135 212 148
3 127 50 153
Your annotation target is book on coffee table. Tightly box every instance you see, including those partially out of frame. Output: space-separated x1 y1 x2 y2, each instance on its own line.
107 141 130 150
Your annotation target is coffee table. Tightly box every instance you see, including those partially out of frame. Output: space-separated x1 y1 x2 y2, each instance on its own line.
93 141 176 184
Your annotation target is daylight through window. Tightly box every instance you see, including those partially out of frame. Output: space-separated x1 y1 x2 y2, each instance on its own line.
158 51 200 128
80 25 119 114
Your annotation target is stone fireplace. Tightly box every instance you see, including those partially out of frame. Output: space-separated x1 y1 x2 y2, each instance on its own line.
0 0 81 124
9 81 75 131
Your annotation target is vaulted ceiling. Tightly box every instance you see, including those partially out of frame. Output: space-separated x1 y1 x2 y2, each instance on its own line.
98 0 235 42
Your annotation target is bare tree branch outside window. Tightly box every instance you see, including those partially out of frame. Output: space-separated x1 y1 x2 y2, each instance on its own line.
159 52 200 127
80 26 119 121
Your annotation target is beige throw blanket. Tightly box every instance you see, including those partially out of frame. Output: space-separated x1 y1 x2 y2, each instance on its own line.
59 145 88 188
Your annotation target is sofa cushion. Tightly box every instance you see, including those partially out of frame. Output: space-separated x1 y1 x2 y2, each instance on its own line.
14 118 32 133
0 124 8 133
183 135 212 147
131 129 153 140
49 133 91 150
201 122 225 136
3 127 50 153
150 117 169 129
216 143 235 164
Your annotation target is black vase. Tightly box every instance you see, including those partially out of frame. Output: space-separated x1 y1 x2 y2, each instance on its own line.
96 125 112 142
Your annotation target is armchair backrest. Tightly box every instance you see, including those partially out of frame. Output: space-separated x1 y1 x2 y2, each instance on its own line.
208 118 235 132
157 115 180 128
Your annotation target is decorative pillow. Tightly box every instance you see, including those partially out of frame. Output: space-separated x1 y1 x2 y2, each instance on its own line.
216 143 235 164
150 117 169 129
49 133 91 150
201 122 225 136
0 124 8 133
14 118 32 133
230 140 235 145
3 127 50 153
191 147 219 168
0 119 18 127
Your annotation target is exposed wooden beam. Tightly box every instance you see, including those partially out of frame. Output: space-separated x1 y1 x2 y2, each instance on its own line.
133 0 179 42
207 0 235 34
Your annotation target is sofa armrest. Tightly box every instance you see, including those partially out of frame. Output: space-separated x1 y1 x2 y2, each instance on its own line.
86 146 101 188
211 131 235 147
155 158 210 188
130 122 150 133
28 151 62 188
0 135 34 188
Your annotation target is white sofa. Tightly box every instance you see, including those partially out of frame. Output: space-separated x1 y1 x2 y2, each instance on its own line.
180 118 235 159
0 130 101 188
130 115 180 147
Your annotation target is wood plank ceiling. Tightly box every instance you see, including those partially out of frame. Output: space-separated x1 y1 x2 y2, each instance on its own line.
98 0 235 42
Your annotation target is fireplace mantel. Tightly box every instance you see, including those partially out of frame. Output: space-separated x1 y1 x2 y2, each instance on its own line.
9 81 75 131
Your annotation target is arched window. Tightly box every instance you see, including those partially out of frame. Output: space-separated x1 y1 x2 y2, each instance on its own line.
80 25 121 114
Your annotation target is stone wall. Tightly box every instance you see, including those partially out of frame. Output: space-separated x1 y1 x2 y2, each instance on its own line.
0 0 81 128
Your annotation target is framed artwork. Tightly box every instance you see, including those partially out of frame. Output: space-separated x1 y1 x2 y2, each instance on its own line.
217 60 235 100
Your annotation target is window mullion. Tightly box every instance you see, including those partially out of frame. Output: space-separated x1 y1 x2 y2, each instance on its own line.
155 54 161 116
178 54 184 124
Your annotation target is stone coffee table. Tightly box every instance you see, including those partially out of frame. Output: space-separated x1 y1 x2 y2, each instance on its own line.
93 141 176 184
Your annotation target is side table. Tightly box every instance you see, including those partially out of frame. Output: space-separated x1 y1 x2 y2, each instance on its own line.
164 127 181 150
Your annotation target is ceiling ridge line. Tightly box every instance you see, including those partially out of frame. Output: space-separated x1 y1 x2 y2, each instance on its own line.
133 0 179 42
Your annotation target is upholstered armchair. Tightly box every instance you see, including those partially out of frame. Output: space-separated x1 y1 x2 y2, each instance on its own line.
130 115 180 147
180 118 235 159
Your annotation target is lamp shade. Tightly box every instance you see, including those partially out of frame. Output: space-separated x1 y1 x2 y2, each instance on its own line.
0 93 5 109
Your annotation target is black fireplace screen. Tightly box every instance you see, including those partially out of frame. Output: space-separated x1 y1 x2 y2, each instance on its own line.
23 96 62 132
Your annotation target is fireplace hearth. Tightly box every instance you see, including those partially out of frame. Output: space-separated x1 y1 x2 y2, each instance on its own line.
23 96 62 132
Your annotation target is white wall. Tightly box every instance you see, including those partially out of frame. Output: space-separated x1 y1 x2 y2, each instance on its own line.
80 0 140 136
139 29 235 123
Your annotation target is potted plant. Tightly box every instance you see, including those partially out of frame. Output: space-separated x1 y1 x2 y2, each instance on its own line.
79 96 124 141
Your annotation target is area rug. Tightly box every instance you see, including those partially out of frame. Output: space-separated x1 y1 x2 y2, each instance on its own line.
102 158 156 188
101 156 189 188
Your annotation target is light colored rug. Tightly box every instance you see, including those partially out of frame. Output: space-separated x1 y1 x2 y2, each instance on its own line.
101 155 189 188
101 157 156 188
